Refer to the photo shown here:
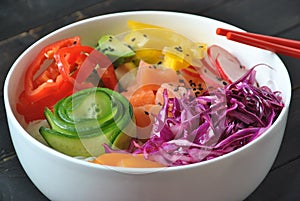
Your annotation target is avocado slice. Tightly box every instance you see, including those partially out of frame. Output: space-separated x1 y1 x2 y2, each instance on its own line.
96 35 135 65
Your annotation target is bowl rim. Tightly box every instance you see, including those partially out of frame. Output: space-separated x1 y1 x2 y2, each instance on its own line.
4 10 292 174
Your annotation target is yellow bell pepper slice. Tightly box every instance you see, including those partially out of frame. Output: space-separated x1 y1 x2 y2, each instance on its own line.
162 46 191 70
127 20 163 30
125 20 207 70
132 49 164 65
163 53 190 71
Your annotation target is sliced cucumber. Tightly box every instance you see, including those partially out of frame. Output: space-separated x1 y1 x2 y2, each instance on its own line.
40 87 136 157
40 127 116 157
69 89 113 120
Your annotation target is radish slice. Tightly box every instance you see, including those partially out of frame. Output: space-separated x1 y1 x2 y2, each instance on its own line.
207 45 246 83
201 54 219 75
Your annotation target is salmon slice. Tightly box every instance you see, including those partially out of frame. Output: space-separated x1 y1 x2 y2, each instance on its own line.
136 60 179 86
133 104 162 140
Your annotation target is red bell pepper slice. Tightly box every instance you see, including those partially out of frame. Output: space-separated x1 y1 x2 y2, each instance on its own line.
17 36 119 123
23 36 80 102
17 37 80 123
55 45 118 90
17 76 74 122
55 45 93 80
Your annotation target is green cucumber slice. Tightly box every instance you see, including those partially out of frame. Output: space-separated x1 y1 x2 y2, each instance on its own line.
69 89 113 121
40 127 117 157
40 87 136 157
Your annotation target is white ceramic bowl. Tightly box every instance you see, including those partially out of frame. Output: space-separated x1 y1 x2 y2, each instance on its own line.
4 11 291 201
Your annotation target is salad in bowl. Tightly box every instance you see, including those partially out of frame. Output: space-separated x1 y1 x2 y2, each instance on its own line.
16 20 284 168
4 11 291 201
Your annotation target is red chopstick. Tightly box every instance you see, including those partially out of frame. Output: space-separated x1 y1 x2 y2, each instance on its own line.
216 28 300 58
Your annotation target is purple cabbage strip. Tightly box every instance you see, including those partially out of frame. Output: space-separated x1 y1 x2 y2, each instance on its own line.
133 67 284 167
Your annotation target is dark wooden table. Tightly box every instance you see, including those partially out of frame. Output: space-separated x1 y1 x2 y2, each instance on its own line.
1 0 300 200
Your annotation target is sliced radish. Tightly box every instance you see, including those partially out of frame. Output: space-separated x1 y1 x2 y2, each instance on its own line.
201 54 219 76
207 45 246 83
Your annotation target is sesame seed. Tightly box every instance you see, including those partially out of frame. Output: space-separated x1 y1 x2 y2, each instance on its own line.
216 77 222 81
107 47 115 52
179 79 185 83
174 46 183 52
190 82 196 87
173 86 179 92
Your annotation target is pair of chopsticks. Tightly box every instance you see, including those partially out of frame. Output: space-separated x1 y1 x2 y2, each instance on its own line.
216 28 300 58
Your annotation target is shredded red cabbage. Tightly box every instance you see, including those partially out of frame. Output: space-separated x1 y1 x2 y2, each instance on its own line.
132 67 284 166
